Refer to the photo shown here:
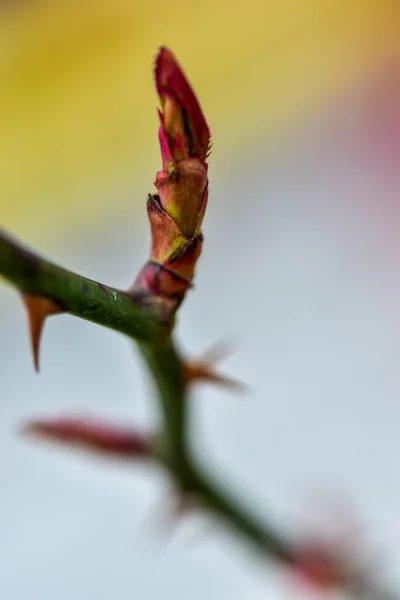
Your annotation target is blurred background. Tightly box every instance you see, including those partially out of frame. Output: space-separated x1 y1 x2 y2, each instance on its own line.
2 0 400 598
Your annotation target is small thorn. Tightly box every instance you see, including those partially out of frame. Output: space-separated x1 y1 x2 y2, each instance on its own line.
21 294 64 372
20 416 152 460
182 360 246 392
182 339 247 393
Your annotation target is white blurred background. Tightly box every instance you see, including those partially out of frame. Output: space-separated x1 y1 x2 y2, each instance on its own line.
2 2 400 599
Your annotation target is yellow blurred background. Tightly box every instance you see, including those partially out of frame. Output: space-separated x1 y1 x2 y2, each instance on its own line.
1 0 399 239
4 4 400 600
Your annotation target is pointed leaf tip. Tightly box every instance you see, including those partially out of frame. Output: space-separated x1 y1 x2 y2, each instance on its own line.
21 294 64 372
154 46 210 162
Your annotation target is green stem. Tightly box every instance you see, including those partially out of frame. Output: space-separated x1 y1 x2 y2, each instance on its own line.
182 461 296 563
139 338 188 471
0 228 397 600
0 230 159 342
138 338 295 563
0 227 295 563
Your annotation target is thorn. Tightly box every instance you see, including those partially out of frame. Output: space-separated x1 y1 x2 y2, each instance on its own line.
21 294 64 372
138 484 214 555
182 339 247 393
20 416 153 460
137 491 191 550
182 360 246 392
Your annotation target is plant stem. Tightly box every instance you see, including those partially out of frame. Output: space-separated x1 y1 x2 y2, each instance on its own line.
0 228 397 600
0 227 295 563
0 230 159 342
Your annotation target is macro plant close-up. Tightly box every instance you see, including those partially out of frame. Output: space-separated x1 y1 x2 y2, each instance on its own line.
2 2 400 600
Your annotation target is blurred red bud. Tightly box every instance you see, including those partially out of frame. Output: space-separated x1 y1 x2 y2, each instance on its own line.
133 47 211 309
22 417 152 460
291 538 350 592
154 47 210 239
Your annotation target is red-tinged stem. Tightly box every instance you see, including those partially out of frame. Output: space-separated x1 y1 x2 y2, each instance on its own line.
0 217 396 600
0 229 294 562
0 41 397 600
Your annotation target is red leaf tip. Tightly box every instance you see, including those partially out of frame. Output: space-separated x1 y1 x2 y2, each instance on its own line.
154 46 210 163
